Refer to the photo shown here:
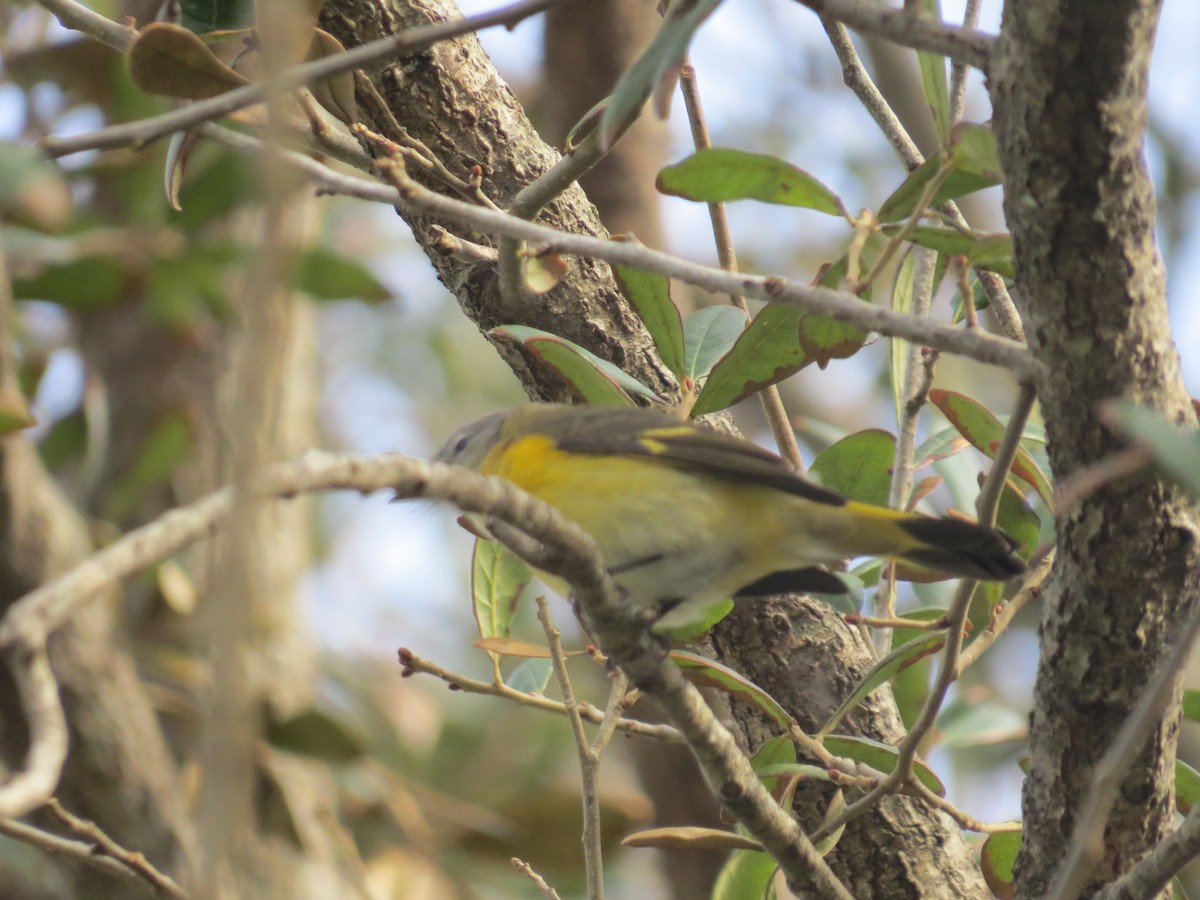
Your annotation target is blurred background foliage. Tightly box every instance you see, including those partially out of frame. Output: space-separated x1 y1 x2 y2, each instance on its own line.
2 0 1200 897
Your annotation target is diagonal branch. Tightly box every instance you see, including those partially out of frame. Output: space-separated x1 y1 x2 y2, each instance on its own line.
38 0 576 157
796 0 993 70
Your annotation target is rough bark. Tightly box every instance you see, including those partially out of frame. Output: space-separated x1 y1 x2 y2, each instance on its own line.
321 0 675 401
714 599 989 898
321 0 992 894
990 1 1200 895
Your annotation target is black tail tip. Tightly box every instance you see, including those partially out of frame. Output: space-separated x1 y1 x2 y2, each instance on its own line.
899 517 1027 581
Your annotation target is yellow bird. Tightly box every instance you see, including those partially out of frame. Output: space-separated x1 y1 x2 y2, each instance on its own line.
436 404 1024 626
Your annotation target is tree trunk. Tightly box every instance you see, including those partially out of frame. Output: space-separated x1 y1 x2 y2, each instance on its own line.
990 1 1200 894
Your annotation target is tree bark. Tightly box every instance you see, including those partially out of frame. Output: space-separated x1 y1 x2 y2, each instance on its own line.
990 1 1200 895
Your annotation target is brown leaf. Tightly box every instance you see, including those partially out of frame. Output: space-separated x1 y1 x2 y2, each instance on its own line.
128 22 249 100
622 826 763 852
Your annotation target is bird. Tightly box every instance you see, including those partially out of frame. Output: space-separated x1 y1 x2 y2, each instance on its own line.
435 403 1025 628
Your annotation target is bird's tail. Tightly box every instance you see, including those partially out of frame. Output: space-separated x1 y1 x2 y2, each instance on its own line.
836 501 1026 581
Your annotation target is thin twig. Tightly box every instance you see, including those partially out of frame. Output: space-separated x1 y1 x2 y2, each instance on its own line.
512 857 563 899
948 0 983 123
399 648 678 742
677 60 804 466
844 612 948 631
903 781 1021 835
0 815 183 897
537 597 605 900
195 125 1038 377
45 799 190 899
795 0 993 71
817 16 1026 343
1096 803 1200 899
39 0 577 157
878 248 939 653
822 19 922 167
814 381 1037 841
376 157 1039 376
956 551 1054 675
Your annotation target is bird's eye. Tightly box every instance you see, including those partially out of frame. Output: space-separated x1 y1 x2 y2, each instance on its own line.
453 435 471 454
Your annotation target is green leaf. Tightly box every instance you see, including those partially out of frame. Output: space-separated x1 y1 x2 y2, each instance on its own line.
935 697 1027 748
929 389 1054 507
489 325 649 407
877 123 1001 222
809 429 897 507
891 607 947 728
881 225 1013 277
671 650 791 728
819 631 946 738
981 830 1021 900
12 256 127 311
822 733 945 796
105 415 193 522
683 305 747 382
712 849 777 900
0 388 36 437
951 121 1002 181
1183 688 1200 723
912 424 970 470
691 256 868 416
614 264 686 378
506 658 554 695
692 304 809 416
913 1 951 144
1105 401 1200 498
750 735 797 774
180 0 253 32
996 481 1041 559
471 538 532 642
598 0 724 150
293 247 391 303
1177 760 1200 814
654 597 733 642
266 708 364 763
0 142 72 231
750 735 798 799
657 148 845 216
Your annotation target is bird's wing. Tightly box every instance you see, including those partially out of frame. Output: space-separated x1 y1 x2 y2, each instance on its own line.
553 409 847 507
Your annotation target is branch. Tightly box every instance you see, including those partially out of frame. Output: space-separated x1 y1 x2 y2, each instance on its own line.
199 125 1036 379
676 59 802 465
0 447 850 896
399 648 677 741
0 809 187 898
537 596 611 900
815 381 1038 841
382 155 1035 376
796 0 993 71
44 798 190 899
38 0 576 157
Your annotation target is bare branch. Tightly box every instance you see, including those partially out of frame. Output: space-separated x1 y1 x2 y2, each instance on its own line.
39 0 577 158
399 648 680 742
796 0 993 70
45 799 190 900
